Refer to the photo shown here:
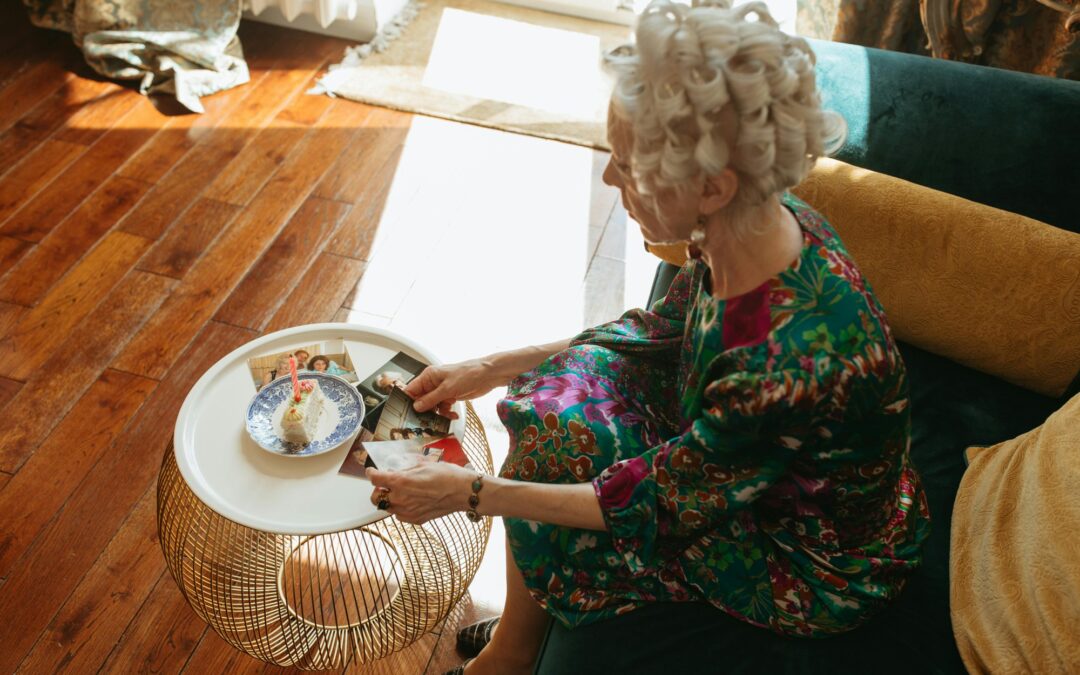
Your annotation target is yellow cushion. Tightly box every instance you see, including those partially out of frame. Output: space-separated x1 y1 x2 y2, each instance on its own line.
647 160 1080 395
950 393 1080 674
791 158 1080 397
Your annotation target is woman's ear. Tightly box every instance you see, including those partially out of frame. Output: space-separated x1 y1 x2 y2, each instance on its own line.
700 168 738 216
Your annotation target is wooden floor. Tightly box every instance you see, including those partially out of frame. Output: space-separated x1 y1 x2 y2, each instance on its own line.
0 4 657 674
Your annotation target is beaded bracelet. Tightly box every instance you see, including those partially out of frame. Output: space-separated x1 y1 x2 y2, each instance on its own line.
465 473 484 522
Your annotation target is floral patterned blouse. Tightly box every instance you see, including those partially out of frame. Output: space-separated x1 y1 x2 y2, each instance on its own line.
497 192 930 636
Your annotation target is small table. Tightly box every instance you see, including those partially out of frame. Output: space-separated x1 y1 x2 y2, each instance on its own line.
158 324 493 669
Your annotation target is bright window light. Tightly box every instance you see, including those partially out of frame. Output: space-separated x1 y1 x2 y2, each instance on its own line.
421 9 607 119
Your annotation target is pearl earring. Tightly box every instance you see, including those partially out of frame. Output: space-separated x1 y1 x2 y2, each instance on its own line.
688 215 707 260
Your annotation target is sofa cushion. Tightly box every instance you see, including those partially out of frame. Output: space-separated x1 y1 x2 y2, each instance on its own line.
791 158 1080 398
533 342 1061 675
950 393 1080 673
809 39 1080 235
647 160 1080 398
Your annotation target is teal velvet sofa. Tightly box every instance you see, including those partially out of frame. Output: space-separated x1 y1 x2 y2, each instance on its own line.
532 41 1080 674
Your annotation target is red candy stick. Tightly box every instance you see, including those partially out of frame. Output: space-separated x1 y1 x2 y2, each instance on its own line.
289 356 301 403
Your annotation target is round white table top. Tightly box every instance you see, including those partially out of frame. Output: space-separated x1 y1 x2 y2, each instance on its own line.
173 323 465 535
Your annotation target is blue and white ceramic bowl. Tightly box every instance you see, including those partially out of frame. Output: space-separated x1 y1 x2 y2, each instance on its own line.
246 372 364 458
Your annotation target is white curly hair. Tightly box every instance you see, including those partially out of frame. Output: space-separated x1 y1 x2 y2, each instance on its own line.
606 0 846 212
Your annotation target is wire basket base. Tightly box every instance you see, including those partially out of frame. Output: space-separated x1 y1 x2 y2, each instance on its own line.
158 403 494 669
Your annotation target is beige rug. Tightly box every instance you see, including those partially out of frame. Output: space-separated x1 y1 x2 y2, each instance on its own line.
314 0 632 149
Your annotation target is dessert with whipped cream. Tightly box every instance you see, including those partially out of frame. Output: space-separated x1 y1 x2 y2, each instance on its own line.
280 356 325 445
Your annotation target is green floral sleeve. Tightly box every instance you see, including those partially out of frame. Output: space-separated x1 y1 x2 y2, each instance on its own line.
571 264 696 359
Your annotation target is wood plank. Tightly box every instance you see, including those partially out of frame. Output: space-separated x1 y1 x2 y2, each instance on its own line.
114 104 361 380
115 141 241 241
52 84 142 146
136 198 241 279
112 21 291 186
0 231 151 385
0 175 152 308
323 141 407 262
0 76 117 174
116 50 344 241
0 301 27 342
0 58 74 135
214 197 352 329
0 369 158 577
15 486 165 675
425 602 501 675
595 200 628 260
182 625 438 675
264 253 366 333
99 574 207 675
0 98 162 242
115 73 267 186
0 7 61 89
0 139 87 224
199 92 333 206
0 270 171 474
0 470 9 494
0 236 32 277
0 376 20 408
181 630 338 674
0 321 254 675
0 32 40 91
312 106 410 204
583 255 627 329
589 150 620 260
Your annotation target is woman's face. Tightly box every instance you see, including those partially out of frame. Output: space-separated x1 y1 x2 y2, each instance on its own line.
602 107 702 245
313 360 328 372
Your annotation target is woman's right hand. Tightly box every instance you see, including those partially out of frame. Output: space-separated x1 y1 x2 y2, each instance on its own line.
404 358 506 418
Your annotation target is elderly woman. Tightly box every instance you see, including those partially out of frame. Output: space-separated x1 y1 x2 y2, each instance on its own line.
366 2 929 673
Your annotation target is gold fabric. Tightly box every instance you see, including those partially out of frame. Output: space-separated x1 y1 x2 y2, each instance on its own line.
827 0 1080 80
22 0 248 112
950 393 1080 674
792 158 1080 398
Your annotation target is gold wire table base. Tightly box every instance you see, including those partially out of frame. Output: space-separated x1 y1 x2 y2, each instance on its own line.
158 403 494 669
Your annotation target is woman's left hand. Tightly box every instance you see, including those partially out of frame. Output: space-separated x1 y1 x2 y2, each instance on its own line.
366 459 476 524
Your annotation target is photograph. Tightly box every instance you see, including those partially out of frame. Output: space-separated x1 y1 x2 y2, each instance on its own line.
355 351 428 411
372 385 451 442
338 432 467 479
362 437 433 472
337 428 376 479
247 338 360 392
423 435 470 468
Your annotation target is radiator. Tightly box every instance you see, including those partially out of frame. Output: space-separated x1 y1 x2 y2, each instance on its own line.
250 0 363 27
243 0 410 42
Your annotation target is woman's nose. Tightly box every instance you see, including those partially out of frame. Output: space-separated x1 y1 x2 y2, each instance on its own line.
602 160 616 187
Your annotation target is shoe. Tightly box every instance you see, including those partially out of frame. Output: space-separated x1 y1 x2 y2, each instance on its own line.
443 657 474 675
455 617 500 657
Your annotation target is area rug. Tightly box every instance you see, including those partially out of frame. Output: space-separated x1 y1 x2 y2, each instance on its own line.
313 0 633 149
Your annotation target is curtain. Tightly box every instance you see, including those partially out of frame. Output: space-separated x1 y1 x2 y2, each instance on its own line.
798 0 1080 80
22 0 249 112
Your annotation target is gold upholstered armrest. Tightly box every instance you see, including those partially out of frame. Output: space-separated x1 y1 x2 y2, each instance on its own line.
791 158 1080 398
